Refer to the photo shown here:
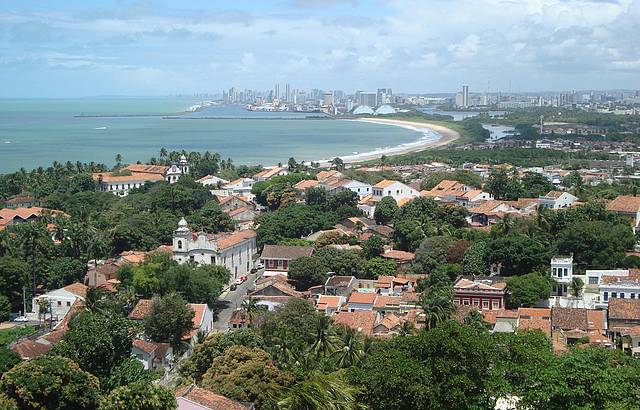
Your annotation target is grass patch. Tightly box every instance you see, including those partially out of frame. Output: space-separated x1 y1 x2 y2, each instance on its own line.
0 326 36 347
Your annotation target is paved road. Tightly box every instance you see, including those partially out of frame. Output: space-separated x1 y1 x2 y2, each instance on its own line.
211 270 260 331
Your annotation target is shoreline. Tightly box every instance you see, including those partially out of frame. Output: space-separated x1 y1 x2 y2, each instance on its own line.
316 118 460 165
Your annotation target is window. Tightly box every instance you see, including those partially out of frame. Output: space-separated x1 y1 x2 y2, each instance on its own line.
482 300 489 309
589 277 598 285
473 299 480 306
57 301 61 306
612 292 618 299
189 256 195 263
632 294 636 299
66 301 70 307
462 299 470 306
604 292 609 301
620 293 625 299
553 267 557 276
564 268 568 277
177 240 183 250
210 256 215 264
492 300 500 309
454 299 460 305
278 260 283 269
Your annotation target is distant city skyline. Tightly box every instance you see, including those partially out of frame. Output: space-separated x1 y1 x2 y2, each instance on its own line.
1 0 640 97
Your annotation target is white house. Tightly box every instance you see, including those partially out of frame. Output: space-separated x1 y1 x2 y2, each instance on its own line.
597 270 640 307
253 166 289 181
316 295 346 316
550 255 574 296
211 177 255 198
31 283 87 321
183 303 214 344
538 191 578 209
342 180 372 199
131 339 173 370
172 218 258 279
196 175 229 187
371 180 419 202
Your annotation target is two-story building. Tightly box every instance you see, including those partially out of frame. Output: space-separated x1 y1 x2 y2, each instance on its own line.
453 278 507 310
260 245 314 277
172 218 257 279
538 190 578 209
606 195 640 233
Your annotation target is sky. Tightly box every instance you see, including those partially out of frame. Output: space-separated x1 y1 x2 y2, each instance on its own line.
1 0 639 97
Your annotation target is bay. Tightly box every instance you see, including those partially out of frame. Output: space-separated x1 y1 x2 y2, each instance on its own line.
0 98 426 173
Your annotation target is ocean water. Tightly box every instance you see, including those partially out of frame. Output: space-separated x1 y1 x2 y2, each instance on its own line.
0 98 428 173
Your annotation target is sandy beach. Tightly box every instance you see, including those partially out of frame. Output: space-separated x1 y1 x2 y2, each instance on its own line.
316 118 460 165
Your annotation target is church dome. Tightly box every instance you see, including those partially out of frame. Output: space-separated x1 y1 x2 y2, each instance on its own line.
176 217 190 232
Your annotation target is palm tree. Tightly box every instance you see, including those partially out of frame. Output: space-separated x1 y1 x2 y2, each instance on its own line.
421 286 455 330
159 147 168 159
398 320 416 337
330 157 345 172
494 214 516 237
277 372 361 410
331 326 364 368
115 153 123 167
569 277 584 299
17 222 52 294
309 315 335 358
241 298 261 327
379 154 388 171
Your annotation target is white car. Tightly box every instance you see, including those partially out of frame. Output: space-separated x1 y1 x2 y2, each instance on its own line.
13 316 29 322
234 278 243 286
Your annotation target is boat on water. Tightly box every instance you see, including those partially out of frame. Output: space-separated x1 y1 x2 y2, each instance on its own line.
94 126 107 130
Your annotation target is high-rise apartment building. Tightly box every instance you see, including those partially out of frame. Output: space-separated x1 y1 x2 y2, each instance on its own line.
462 85 469 108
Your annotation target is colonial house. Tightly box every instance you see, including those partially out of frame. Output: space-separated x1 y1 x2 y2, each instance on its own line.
172 218 258 279
176 384 253 410
331 310 379 336
606 195 640 232
253 166 289 181
131 339 172 370
371 180 420 202
228 309 250 330
421 179 491 206
453 278 507 310
538 190 578 209
598 269 640 307
183 303 214 344
227 207 257 226
608 298 640 334
550 255 574 296
551 307 610 352
215 195 255 213
246 281 305 311
128 299 213 345
347 292 377 311
324 275 356 296
213 178 255 198
316 295 346 316
197 175 229 188
0 206 68 232
260 245 314 277
93 157 189 196
372 313 404 335
466 200 521 226
31 283 87 322
4 193 39 209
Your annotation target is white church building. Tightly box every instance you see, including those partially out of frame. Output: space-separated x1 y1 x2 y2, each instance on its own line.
172 218 257 279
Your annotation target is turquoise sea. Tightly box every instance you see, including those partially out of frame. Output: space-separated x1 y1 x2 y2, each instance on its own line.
0 98 429 174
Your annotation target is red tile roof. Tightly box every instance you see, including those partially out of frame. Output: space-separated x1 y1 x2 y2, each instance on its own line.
348 292 377 305
608 298 640 321
261 245 314 260
133 338 158 354
216 230 256 250
11 340 52 359
63 282 88 298
175 384 249 410
183 304 207 340
128 299 153 320
606 195 640 213
332 310 377 336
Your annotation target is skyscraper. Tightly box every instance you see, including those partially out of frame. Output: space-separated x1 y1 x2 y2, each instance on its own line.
462 85 469 108
285 83 290 103
274 83 280 101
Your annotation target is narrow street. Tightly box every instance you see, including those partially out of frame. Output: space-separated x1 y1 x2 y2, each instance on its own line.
211 270 260 331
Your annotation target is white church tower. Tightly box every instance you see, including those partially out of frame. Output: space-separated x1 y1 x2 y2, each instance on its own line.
166 154 189 184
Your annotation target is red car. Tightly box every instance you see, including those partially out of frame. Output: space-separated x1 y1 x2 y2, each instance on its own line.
239 275 248 282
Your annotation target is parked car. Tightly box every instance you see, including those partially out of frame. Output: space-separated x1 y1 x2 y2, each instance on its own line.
256 262 264 269
230 284 238 291
250 267 258 273
239 275 248 282
13 316 28 322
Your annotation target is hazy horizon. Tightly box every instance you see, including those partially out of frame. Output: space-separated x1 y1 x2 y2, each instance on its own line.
1 0 640 98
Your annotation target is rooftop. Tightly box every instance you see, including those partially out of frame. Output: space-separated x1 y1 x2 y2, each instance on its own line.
332 310 377 336
261 245 314 260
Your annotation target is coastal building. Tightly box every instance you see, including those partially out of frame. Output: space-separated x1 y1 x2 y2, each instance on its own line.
172 218 257 279
253 166 289 181
371 180 419 202
197 175 229 188
93 156 189 197
3 193 39 209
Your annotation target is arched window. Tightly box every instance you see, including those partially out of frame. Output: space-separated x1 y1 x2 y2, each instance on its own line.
177 240 183 249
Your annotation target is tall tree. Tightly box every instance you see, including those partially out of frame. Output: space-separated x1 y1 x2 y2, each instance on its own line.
144 293 195 349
